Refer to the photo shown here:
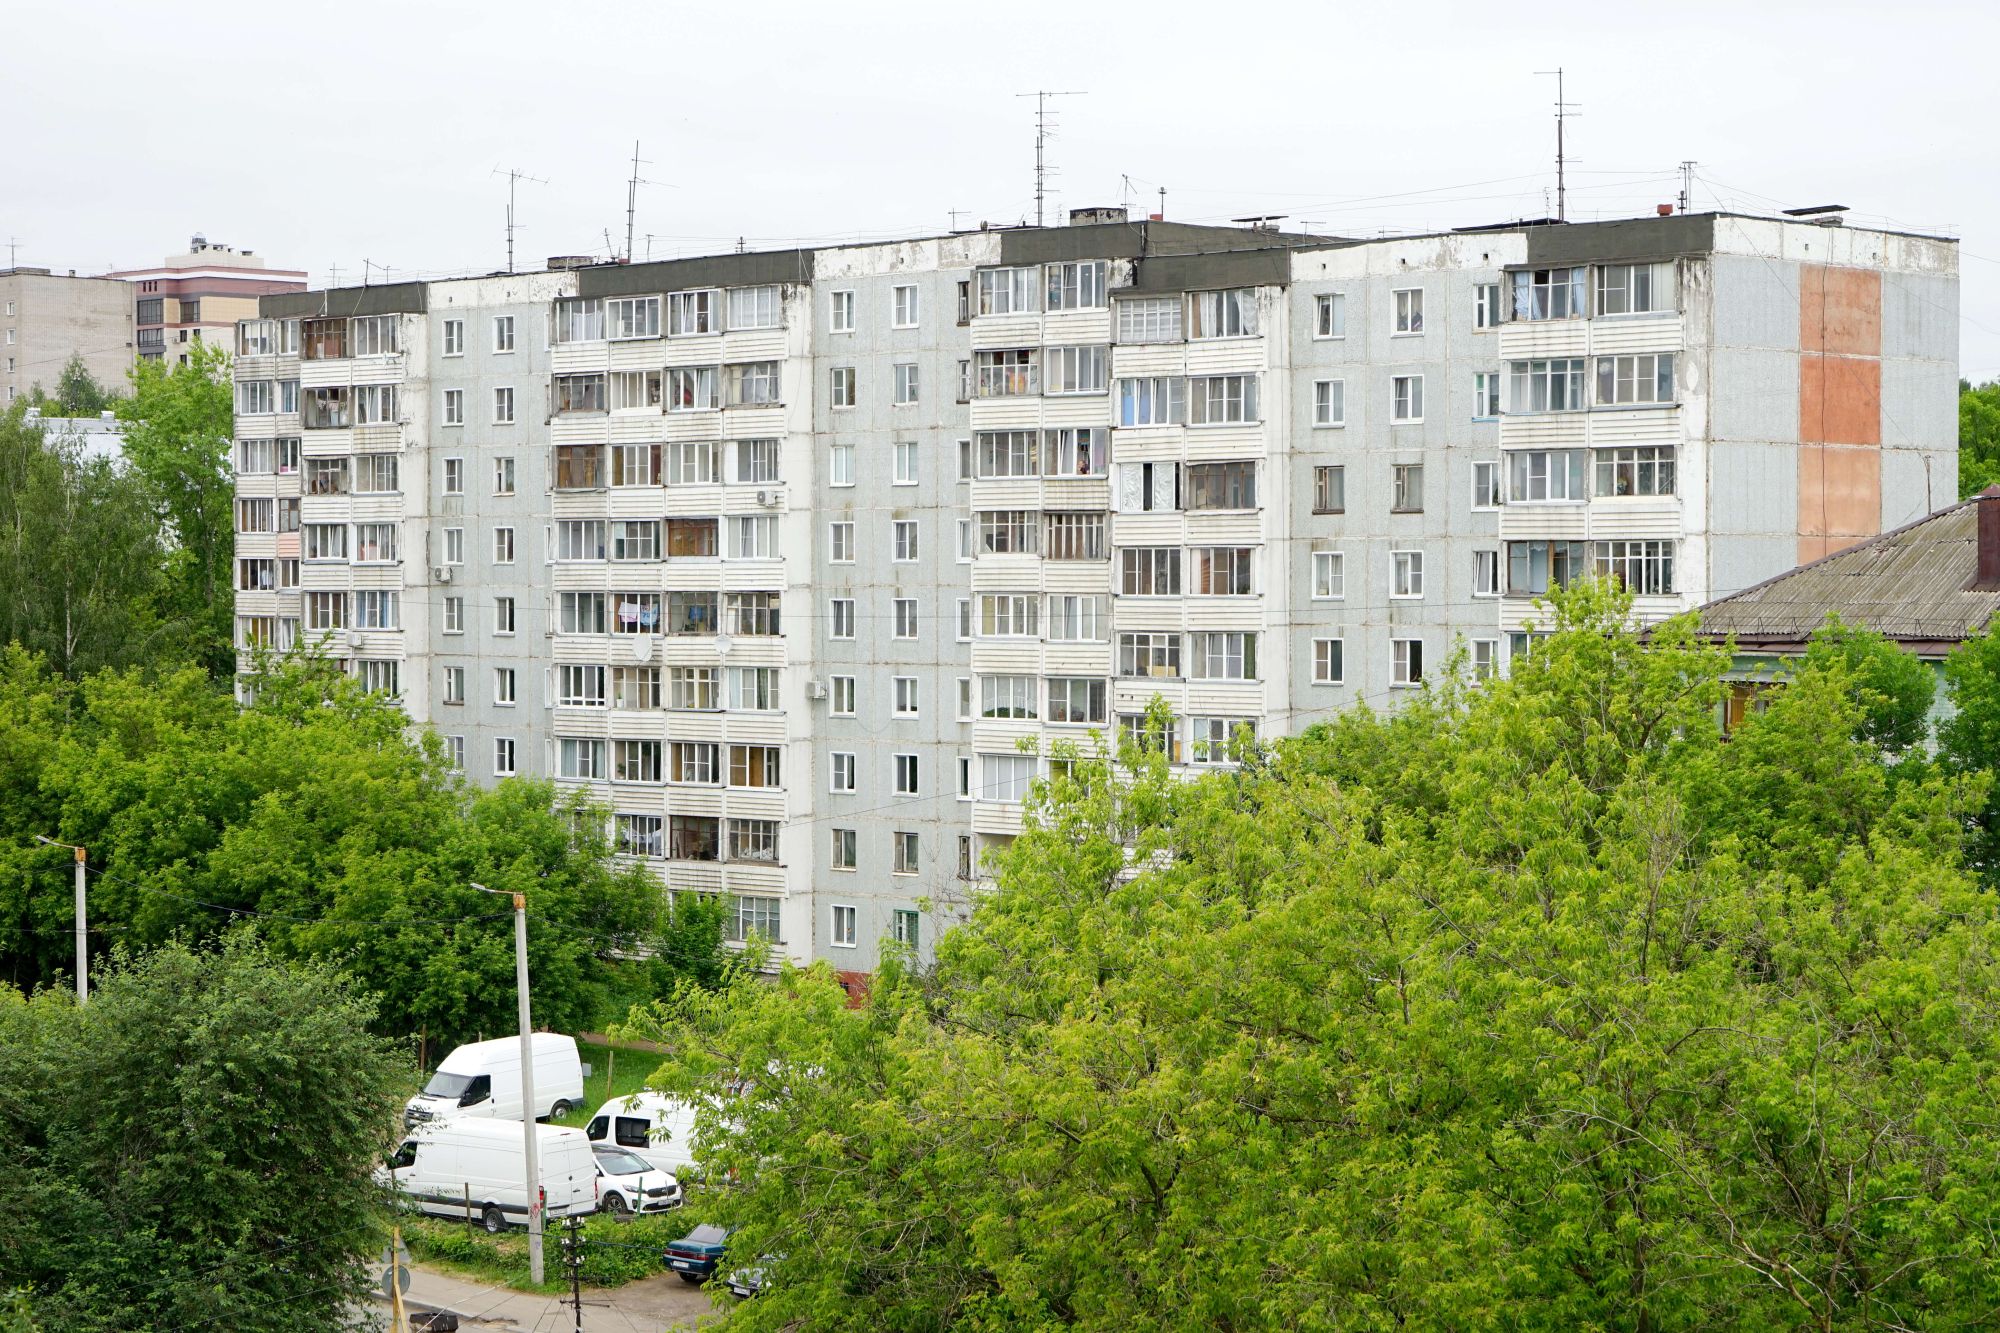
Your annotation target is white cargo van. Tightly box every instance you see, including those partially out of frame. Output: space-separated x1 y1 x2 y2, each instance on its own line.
380 1119 596 1233
584 1091 702 1176
405 1034 585 1128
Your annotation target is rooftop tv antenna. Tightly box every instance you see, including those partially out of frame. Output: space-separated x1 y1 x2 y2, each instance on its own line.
491 166 547 274
624 141 651 262
1534 68 1580 221
1016 90 1085 227
5 238 18 268
1678 160 1698 214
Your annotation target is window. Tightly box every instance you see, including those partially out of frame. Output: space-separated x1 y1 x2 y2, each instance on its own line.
236 380 274 415
1118 632 1182 679
976 430 1037 478
980 674 1036 720
614 813 660 857
892 676 919 718
893 909 921 949
277 496 299 531
893 362 919 404
829 366 856 409
1116 296 1181 343
669 366 719 411
1474 282 1504 329
830 290 854 332
1472 460 1501 510
1511 267 1587 321
1118 376 1184 427
606 443 660 488
1507 539 1589 595
1392 550 1425 598
1474 548 1501 597
886 518 918 562
1392 638 1425 687
829 443 854 486
1192 631 1257 680
304 590 344 629
442 666 466 705
1392 463 1424 513
957 360 971 401
235 498 274 533
558 664 608 708
976 267 1038 315
1471 640 1499 681
554 299 605 343
975 349 1038 397
831 598 855 638
354 454 399 493
956 598 972 640
1121 548 1181 596
726 285 780 330
1597 262 1674 316
445 736 465 772
829 521 854 562
607 296 661 340
443 527 464 565
354 660 399 697
725 361 780 406
830 675 855 716
1117 460 1180 513
831 905 857 947
890 284 919 328
555 520 605 561
830 751 857 792
1313 379 1345 427
1507 449 1586 503
1391 375 1424 422
443 596 464 634
957 280 971 324
558 737 606 780
956 677 973 720
967 512 1032 560
668 290 717 337
669 666 716 710
831 828 857 869
668 741 716 785
978 755 1037 802
279 382 298 415
1314 465 1345 514
730 745 782 789
492 527 515 563
443 319 464 355
1046 594 1107 642
301 387 350 429
1190 288 1258 339
731 438 780 484
1474 371 1502 419
1041 427 1107 479
559 592 607 635
894 753 919 796
1595 445 1677 497
1047 260 1107 310
1393 287 1424 334
1119 713 1182 761
611 520 661 562
303 523 347 561
1044 346 1107 395
1044 511 1106 560
885 440 917 486
495 668 518 705
354 589 399 628
893 598 918 638
1047 677 1106 725
1508 358 1586 414
492 316 515 352
1595 539 1675 595
495 596 515 634
669 816 719 861
666 443 719 486
1190 717 1255 765
604 666 654 711
1313 638 1344 684
977 593 1036 638
1315 292 1347 339
1188 375 1258 425
1311 550 1345 599
492 387 515 423
351 316 397 356
353 384 399 424
611 370 663 411
1596 353 1676 406
1193 547 1253 596
493 457 515 495
666 517 719 557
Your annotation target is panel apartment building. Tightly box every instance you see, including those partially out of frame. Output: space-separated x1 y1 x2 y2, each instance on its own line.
229 208 1957 977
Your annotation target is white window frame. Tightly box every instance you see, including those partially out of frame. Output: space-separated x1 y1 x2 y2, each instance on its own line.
891 284 919 328
829 290 855 333
1391 375 1424 423
1312 638 1344 685
1311 550 1345 600
1313 378 1345 428
1391 549 1425 599
1393 287 1424 335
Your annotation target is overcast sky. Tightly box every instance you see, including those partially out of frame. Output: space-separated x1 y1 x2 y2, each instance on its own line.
6 0 1996 377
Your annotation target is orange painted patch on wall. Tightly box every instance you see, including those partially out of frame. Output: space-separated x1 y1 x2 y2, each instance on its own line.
1797 262 1884 562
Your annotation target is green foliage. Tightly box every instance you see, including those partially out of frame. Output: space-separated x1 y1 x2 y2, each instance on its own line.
115 342 236 676
1960 378 2000 498
24 354 119 417
1800 615 1938 754
633 582 2000 1331
0 937 407 1331
0 648 723 1048
402 1211 689 1291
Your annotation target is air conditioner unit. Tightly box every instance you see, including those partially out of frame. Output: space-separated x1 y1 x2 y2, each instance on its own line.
755 489 782 508
433 565 453 582
344 630 366 650
806 679 828 700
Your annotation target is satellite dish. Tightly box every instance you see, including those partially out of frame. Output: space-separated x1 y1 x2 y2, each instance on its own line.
632 636 653 663
715 632 733 657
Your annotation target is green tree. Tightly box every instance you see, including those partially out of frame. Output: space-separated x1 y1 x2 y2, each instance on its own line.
0 937 407 1332
29 353 118 417
634 582 2000 1331
115 342 235 676
1959 378 2000 498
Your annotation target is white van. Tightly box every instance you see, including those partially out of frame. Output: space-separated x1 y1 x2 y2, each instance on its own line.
380 1119 596 1233
406 1034 585 1128
584 1091 702 1176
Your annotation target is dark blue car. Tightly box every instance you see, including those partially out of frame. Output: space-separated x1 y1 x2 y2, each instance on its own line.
664 1223 733 1284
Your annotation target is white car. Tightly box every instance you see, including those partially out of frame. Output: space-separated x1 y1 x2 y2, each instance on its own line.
591 1144 682 1217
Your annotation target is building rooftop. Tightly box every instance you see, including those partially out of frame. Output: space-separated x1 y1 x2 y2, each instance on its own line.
1697 497 2000 653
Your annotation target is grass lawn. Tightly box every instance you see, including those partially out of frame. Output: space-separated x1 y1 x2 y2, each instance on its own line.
399 1209 692 1291
550 1037 664 1128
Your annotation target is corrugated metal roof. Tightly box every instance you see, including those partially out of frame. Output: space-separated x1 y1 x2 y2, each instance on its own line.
1698 499 2000 646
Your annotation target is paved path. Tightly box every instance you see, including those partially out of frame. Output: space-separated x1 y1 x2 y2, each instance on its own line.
369 1263 721 1331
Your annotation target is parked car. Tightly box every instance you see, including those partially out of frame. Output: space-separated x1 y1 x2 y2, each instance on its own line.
591 1144 681 1217
726 1257 777 1299
405 1034 585 1128
663 1223 734 1284
378 1119 596 1234
584 1091 701 1176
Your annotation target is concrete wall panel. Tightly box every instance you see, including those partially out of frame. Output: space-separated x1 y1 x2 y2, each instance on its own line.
1709 347 1799 442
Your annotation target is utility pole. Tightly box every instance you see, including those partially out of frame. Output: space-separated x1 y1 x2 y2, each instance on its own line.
562 1213 584 1332
473 881 543 1283
34 837 86 1004
1015 90 1085 227
1534 68 1580 221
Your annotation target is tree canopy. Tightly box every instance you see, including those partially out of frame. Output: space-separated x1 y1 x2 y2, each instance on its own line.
1959 378 2000 498
636 583 2000 1332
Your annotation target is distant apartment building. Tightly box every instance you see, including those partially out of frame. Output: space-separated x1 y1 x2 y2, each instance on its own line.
229 207 1958 980
0 267 132 403
109 236 307 366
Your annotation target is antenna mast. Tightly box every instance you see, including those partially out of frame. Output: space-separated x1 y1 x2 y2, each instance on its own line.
625 141 650 263
1016 90 1085 227
492 166 547 274
1678 160 1698 214
1534 68 1580 221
